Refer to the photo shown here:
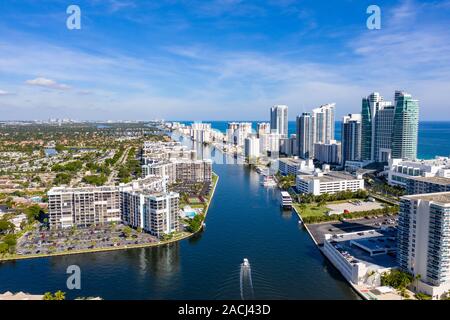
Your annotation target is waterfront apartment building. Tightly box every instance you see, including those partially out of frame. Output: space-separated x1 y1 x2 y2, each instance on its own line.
314 140 341 165
48 176 179 238
312 103 335 144
48 186 121 229
256 122 270 138
226 122 252 146
391 91 419 160
341 114 362 166
260 132 281 156
142 141 196 162
397 192 450 299
120 188 180 238
296 113 314 159
387 157 450 188
407 176 450 195
190 122 213 143
142 159 212 184
296 171 364 196
270 105 288 138
244 135 260 160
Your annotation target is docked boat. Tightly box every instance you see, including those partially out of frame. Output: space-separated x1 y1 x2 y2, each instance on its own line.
261 175 277 187
281 191 293 209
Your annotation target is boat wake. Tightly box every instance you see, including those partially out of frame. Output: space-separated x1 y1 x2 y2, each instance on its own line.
240 258 255 300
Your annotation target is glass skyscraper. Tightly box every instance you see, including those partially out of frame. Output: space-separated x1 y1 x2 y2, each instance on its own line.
341 113 362 165
270 105 288 138
391 91 419 160
361 91 418 162
361 92 395 162
296 113 314 159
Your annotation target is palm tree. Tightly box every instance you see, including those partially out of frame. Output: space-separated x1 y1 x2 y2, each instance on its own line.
43 292 54 300
54 290 66 300
414 274 421 292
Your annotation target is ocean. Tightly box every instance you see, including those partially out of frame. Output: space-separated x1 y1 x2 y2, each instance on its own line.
180 121 450 160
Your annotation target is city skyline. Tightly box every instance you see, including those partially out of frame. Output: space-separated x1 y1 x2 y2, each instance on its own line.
0 0 450 121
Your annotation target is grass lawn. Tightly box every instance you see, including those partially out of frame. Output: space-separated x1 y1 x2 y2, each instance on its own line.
293 203 329 218
188 197 203 204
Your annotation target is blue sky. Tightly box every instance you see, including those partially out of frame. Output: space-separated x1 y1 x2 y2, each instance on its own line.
0 0 449 121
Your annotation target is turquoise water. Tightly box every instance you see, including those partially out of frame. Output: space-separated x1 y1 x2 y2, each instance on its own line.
182 121 450 160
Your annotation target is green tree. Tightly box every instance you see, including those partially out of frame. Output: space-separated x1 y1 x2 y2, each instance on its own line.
0 220 15 234
123 226 132 238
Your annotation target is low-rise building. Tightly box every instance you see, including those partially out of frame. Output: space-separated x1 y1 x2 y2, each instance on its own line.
387 157 450 187
296 170 364 195
323 229 397 287
278 158 314 176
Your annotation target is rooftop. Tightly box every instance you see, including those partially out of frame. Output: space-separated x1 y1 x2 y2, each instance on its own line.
299 171 361 182
403 191 450 205
326 229 398 269
279 158 307 165
409 176 450 185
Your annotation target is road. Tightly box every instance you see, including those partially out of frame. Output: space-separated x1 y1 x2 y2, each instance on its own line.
107 146 131 184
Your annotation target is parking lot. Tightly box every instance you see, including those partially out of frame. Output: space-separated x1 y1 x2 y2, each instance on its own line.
306 215 398 245
15 224 159 256
326 200 384 214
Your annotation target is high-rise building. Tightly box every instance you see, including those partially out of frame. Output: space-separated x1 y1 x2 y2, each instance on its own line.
374 104 395 162
297 113 314 159
295 103 335 160
391 91 419 160
120 188 180 239
361 92 395 162
256 122 270 138
270 105 288 137
312 103 335 144
314 140 341 165
226 122 252 146
48 186 121 229
244 135 260 160
280 134 297 156
397 192 450 299
361 91 418 162
260 132 281 156
341 114 362 165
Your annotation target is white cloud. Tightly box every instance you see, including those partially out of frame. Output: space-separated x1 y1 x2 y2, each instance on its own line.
1 0 449 120
25 77 71 90
0 90 11 96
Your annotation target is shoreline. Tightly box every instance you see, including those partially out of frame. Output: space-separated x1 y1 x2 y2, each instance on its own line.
0 172 219 263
